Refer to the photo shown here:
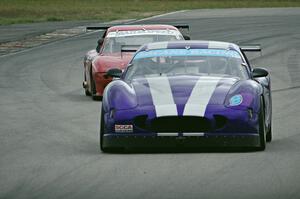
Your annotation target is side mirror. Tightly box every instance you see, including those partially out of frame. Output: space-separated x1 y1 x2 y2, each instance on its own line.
96 38 104 53
252 67 269 78
183 35 191 40
106 68 122 78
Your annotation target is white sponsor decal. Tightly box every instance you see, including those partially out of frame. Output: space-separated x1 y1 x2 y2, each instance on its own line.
115 124 133 133
147 75 177 117
134 49 240 60
107 30 181 38
183 77 221 116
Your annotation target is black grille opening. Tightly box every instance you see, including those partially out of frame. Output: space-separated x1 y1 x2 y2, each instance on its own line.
133 115 148 129
214 115 227 129
134 115 212 132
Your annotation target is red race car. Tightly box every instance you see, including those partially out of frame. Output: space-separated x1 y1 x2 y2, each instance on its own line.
83 24 189 100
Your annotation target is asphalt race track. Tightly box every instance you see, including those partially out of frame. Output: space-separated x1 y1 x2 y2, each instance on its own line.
0 8 300 199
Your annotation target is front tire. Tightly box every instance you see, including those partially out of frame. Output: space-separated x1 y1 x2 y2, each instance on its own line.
100 106 106 152
84 74 91 96
266 124 272 142
91 75 97 100
90 70 101 100
258 97 266 151
85 90 91 96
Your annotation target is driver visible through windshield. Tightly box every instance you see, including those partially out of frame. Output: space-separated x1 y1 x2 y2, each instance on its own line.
125 48 249 80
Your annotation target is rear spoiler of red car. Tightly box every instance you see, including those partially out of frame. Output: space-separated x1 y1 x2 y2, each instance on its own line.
86 24 191 39
173 24 190 31
86 26 110 31
172 24 190 39
86 24 190 32
240 44 261 52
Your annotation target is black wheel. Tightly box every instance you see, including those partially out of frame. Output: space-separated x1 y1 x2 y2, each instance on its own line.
85 89 91 96
266 124 272 142
84 74 91 96
100 106 106 152
258 97 266 151
91 78 102 101
90 70 99 100
90 77 96 97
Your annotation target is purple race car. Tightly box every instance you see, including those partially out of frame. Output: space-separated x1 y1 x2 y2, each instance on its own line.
100 40 272 152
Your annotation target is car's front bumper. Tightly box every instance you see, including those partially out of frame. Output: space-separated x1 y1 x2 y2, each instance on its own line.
102 132 260 149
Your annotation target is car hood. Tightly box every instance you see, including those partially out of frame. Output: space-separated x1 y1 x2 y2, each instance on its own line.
93 53 133 72
131 75 239 116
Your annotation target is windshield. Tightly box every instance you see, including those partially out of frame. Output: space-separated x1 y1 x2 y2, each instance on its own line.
102 35 182 54
125 49 249 80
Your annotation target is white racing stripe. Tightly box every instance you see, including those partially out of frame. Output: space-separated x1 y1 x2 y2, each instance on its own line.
183 77 221 116
147 75 177 117
157 133 178 136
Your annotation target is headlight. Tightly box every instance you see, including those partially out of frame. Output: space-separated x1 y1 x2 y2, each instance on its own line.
229 94 243 106
224 81 261 111
225 92 254 110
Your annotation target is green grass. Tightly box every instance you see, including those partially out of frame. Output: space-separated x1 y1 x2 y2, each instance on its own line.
0 0 299 25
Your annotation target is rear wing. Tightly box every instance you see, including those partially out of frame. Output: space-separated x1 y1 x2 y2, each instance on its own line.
86 24 190 33
240 44 261 52
121 45 141 58
86 24 191 40
173 24 190 31
171 24 190 39
86 26 110 31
